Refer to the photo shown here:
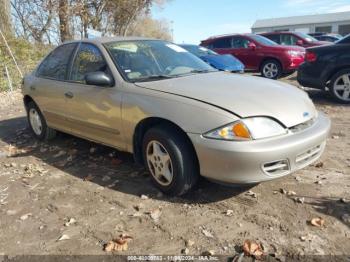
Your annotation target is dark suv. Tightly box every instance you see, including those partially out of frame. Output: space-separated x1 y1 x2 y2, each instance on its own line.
201 34 305 79
297 35 350 103
260 31 329 48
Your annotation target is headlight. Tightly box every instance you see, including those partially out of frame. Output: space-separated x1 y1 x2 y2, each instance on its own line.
203 117 287 141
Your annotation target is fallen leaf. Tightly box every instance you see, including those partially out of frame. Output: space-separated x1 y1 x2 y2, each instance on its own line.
89 147 96 154
64 218 76 227
149 208 162 221
310 217 325 227
57 234 70 241
287 190 296 196
104 234 133 252
20 213 32 220
84 174 95 181
53 150 66 158
202 250 215 256
181 248 189 255
294 197 305 204
185 239 195 247
242 240 264 260
315 162 324 168
225 209 234 216
140 194 149 200
202 229 214 238
246 191 257 198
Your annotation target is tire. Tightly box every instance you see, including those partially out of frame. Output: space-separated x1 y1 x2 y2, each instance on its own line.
26 101 56 140
329 69 350 104
142 124 199 196
261 59 282 79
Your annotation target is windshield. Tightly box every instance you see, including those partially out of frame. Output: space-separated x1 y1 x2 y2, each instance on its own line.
295 32 318 42
180 45 218 57
105 40 216 82
249 35 278 46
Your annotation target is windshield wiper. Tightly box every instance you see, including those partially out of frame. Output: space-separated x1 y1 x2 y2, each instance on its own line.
134 75 174 82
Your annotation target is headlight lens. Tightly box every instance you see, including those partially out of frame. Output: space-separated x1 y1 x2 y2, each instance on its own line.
204 117 287 141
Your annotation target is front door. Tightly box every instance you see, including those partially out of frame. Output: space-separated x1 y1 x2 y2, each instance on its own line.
230 36 257 69
64 43 124 150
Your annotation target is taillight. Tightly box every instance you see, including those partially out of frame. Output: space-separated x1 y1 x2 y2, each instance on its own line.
305 51 317 62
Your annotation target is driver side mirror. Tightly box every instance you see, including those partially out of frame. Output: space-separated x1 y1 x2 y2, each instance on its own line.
85 71 114 87
248 42 256 50
296 40 304 46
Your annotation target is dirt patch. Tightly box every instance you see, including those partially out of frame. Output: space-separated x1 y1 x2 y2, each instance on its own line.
0 77 349 259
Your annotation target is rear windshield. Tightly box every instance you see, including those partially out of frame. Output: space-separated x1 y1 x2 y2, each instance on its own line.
295 32 318 42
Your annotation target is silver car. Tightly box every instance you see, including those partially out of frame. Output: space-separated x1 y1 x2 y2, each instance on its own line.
22 37 331 196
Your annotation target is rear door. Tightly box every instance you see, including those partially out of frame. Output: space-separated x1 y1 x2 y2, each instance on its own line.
64 43 124 149
264 34 281 44
211 37 233 55
30 43 77 132
229 36 257 69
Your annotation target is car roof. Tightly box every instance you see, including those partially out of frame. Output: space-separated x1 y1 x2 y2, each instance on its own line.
261 31 297 35
63 36 159 45
202 33 252 42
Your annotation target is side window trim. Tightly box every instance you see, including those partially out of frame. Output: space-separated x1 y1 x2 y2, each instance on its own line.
68 42 115 86
35 43 78 81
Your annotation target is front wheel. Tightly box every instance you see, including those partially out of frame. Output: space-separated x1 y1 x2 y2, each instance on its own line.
261 60 282 79
26 101 56 140
329 69 350 104
142 124 199 196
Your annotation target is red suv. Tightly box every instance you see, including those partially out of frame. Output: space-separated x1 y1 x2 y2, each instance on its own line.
201 34 305 79
260 32 329 48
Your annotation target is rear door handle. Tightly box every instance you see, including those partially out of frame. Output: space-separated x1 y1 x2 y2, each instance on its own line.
65 92 74 99
30 85 36 91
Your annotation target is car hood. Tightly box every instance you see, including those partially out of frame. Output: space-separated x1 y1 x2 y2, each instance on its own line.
136 72 317 127
200 54 245 71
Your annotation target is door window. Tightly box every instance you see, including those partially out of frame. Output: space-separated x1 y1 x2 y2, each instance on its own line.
280 34 298 45
70 43 108 83
265 34 280 44
212 37 232 48
36 43 77 80
231 37 251 48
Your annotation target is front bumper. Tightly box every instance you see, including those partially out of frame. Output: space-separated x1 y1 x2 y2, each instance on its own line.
188 112 331 184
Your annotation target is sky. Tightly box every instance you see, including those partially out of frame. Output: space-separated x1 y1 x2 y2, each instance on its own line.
152 0 350 44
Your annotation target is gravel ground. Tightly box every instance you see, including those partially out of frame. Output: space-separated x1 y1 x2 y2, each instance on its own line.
0 74 349 261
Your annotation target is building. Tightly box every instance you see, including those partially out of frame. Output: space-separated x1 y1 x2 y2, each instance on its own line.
252 11 350 36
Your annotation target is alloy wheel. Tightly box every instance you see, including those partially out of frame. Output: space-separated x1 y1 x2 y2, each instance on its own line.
263 63 278 78
146 140 173 186
333 73 350 102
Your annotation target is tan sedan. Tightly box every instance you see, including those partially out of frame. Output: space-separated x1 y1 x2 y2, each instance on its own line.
22 37 331 195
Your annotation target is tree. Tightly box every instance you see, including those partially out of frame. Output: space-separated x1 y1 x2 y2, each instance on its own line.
0 0 12 35
58 0 71 42
128 15 172 40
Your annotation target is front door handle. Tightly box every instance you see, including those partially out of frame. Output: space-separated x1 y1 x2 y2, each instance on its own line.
65 92 74 99
30 85 36 91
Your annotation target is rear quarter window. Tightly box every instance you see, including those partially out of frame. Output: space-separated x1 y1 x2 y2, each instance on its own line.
36 43 77 80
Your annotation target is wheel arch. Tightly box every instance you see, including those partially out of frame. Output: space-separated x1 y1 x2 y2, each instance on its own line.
132 117 199 168
326 65 350 84
23 95 36 110
259 57 283 72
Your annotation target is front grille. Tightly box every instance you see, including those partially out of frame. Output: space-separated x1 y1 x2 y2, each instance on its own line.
289 118 315 134
262 159 290 176
296 144 322 167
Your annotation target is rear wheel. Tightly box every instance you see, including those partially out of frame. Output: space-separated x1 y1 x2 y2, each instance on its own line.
329 69 350 104
26 101 56 140
142 124 199 196
261 59 282 79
